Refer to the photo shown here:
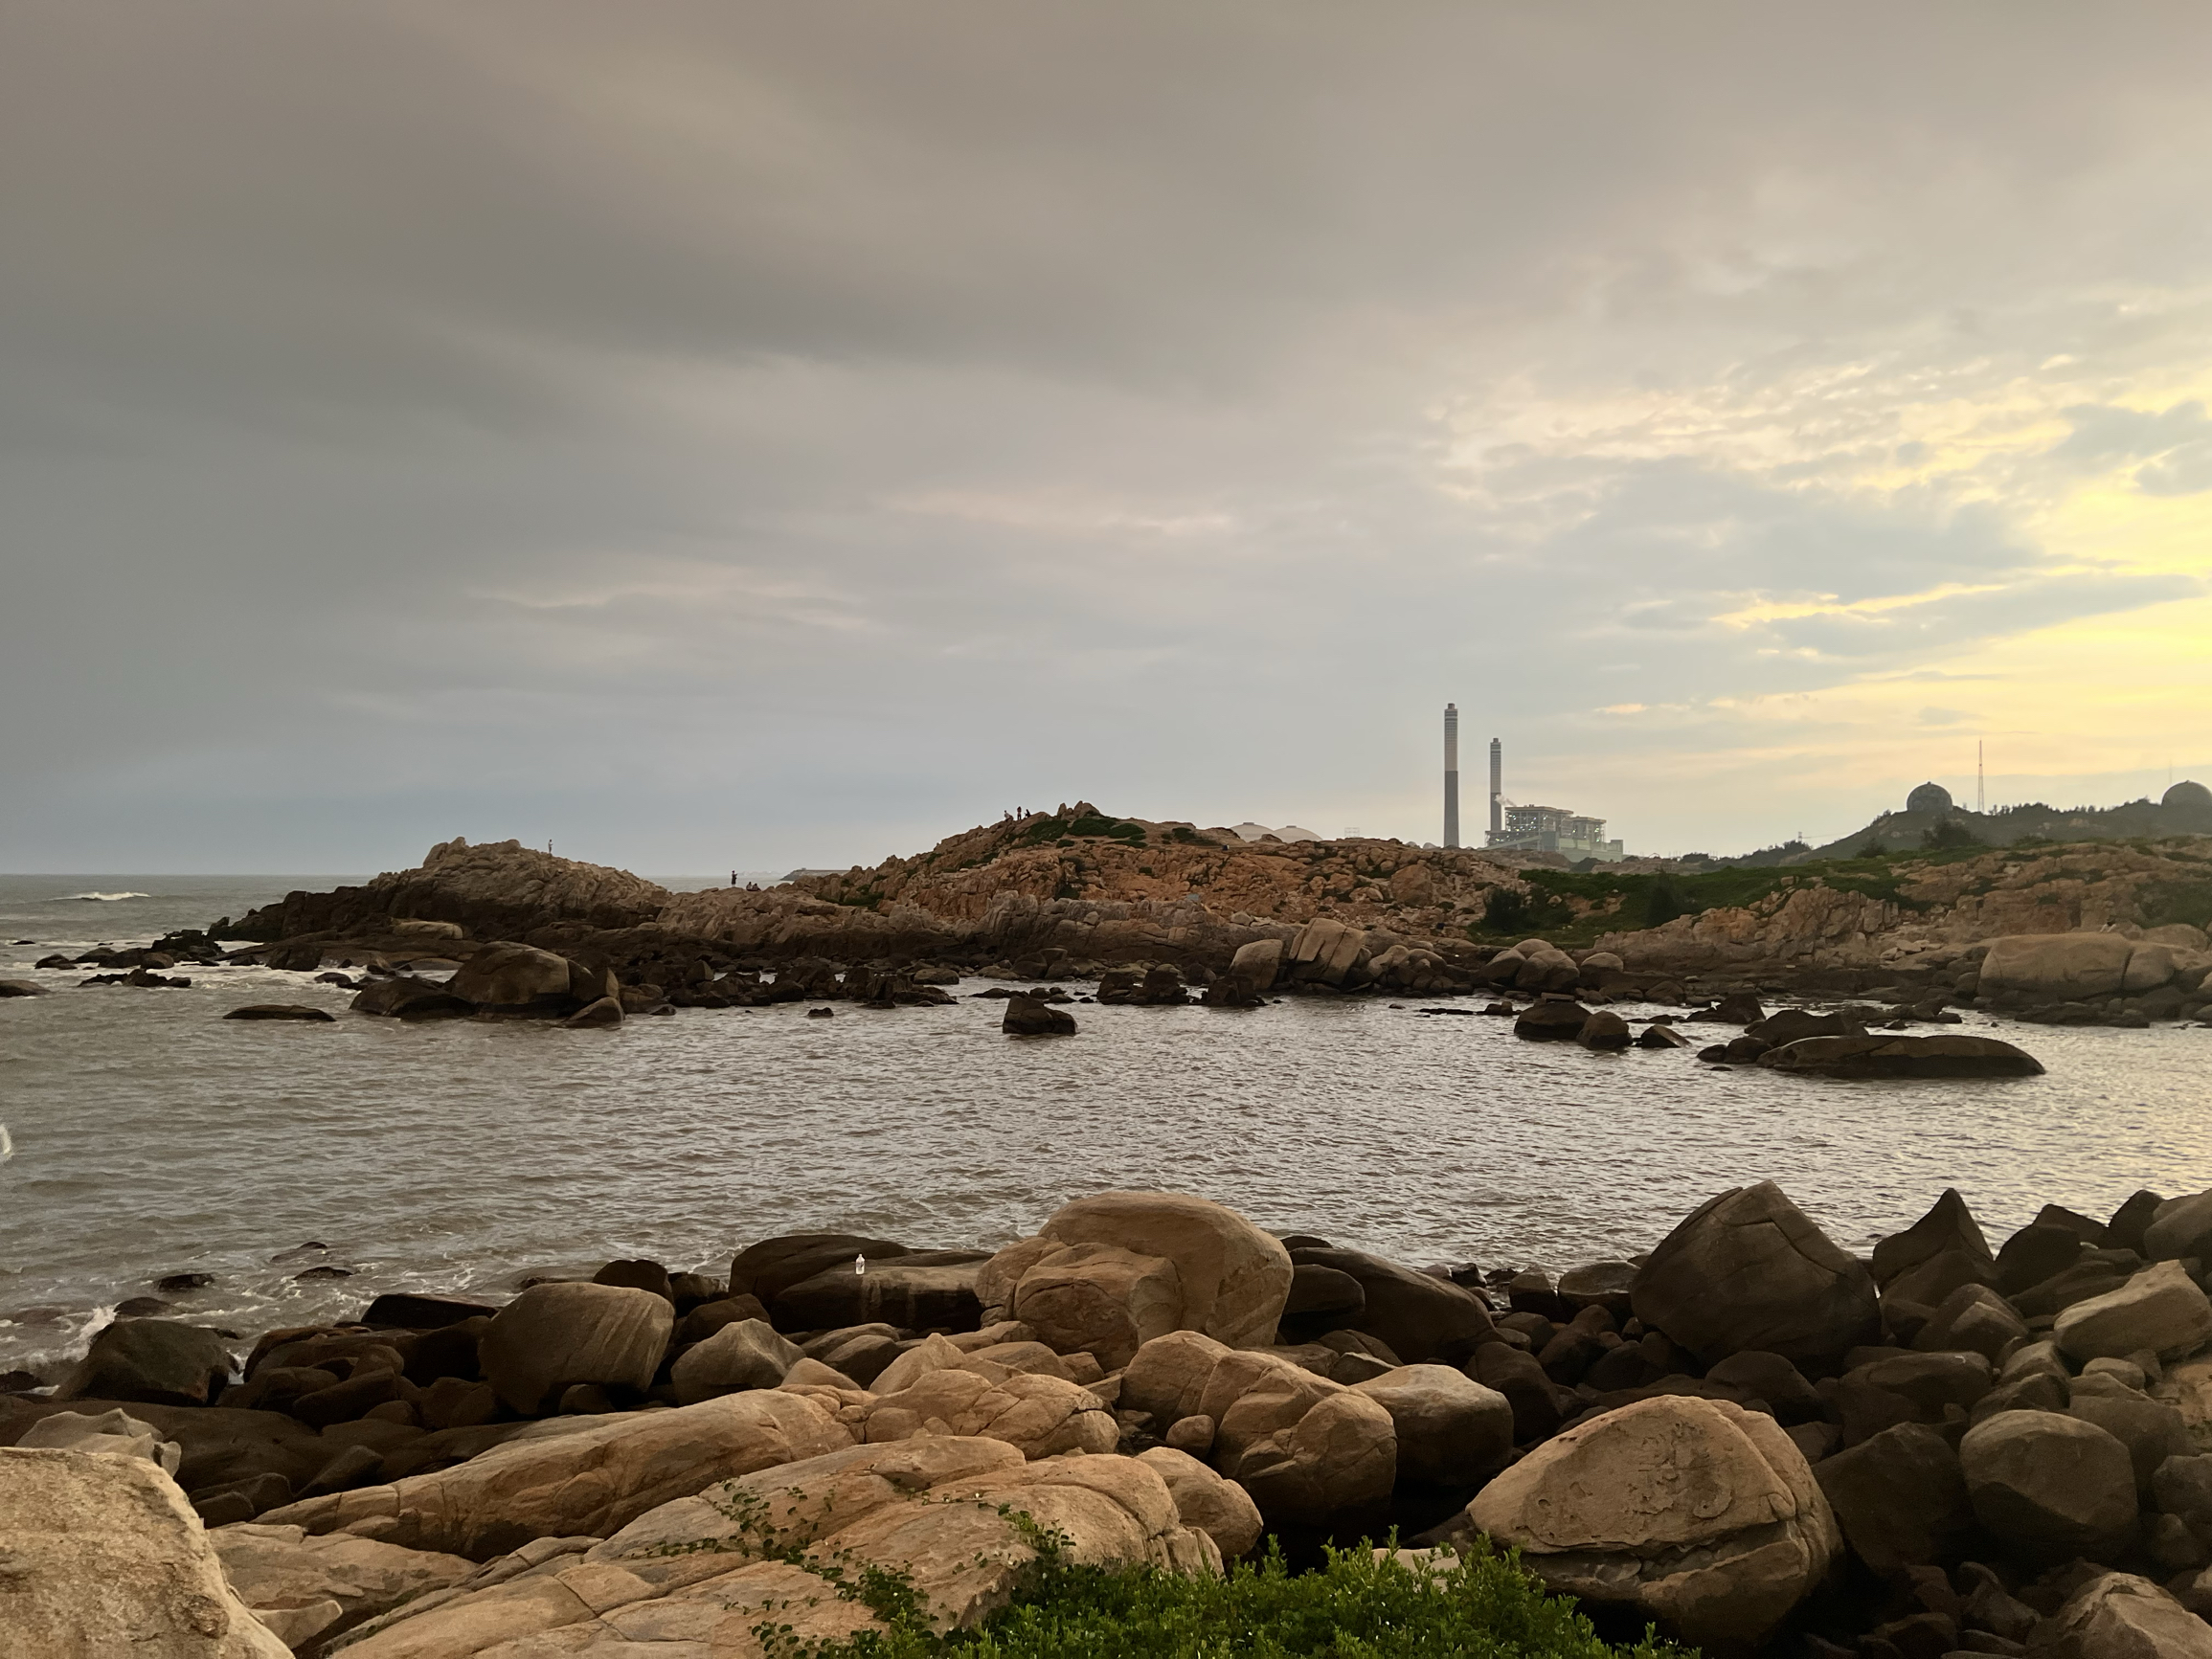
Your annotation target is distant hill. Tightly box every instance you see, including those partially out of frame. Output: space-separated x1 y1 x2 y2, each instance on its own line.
1729 778 2212 866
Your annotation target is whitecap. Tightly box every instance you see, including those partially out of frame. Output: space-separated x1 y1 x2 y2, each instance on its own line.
68 892 151 902
0 1121 11 1163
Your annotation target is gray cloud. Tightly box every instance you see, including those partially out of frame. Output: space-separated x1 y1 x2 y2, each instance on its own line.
2 2 2208 868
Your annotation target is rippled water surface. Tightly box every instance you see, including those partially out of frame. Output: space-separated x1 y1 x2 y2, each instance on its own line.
4 874 2210 1370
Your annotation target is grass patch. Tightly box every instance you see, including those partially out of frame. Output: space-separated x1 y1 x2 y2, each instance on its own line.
1465 856 1957 947
795 1538 1689 1659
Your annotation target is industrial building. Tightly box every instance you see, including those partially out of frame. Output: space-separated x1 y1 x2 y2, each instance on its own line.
1444 712 1624 861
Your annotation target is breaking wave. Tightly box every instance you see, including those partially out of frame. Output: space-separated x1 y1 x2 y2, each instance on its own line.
66 891 150 902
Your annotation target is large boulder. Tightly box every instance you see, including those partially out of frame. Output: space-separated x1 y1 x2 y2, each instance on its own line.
1136 1446 1265 1559
1002 994 1076 1035
1812 1422 1975 1572
1349 1365 1513 1486
860 1368 1118 1461
1228 937 1283 993
1959 1409 2137 1559
59 1319 235 1407
2056 1261 2212 1363
444 942 584 1011
1284 1245 1493 1364
1631 1181 1879 1374
1870 1187 1993 1289
669 1319 803 1403
0 1446 290 1657
1978 931 2137 1001
773 1250 990 1332
730 1232 913 1306
1465 1395 1840 1648
477 1283 673 1416
1757 1034 2043 1078
977 1193 1292 1369
259 1390 853 1558
2038 1571 2212 1658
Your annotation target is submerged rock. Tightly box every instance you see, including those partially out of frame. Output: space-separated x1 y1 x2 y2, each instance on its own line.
1757 1033 2043 1078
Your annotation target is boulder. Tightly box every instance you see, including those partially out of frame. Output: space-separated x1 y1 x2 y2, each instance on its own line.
2039 1571 2212 1658
1003 993 1076 1035
444 942 578 1011
221 1005 335 1022
1812 1421 1975 1572
861 1367 1118 1461
774 1250 989 1332
1637 1023 1691 1049
2146 1192 2212 1264
1631 1181 1880 1373
1465 1395 1840 1648
2056 1261 2212 1363
1912 1281 2030 1360
1757 1033 2043 1077
1871 1187 1992 1289
260 1389 852 1559
1285 1245 1492 1365
59 1319 235 1407
2068 1392 2190 1497
1349 1365 1513 1486
1979 931 2137 1000
1229 937 1283 992
1137 1446 1265 1558
1225 1387 1396 1527
731 1232 913 1306
15 1406 181 1474
477 1283 672 1416
348 976 474 1020
1513 1000 1591 1041
0 978 48 997
0 1447 290 1657
670 1319 803 1403
1959 1409 2137 1559
1997 1222 2089 1295
558 997 622 1029
978 1192 1293 1368
1577 1010 1633 1051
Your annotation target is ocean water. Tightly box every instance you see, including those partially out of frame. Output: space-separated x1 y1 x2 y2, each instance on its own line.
3 874 2209 1374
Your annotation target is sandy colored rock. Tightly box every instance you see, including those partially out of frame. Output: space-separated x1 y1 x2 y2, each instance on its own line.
861 1366 1117 1459
1351 1364 1514 1486
258 1390 853 1559
478 1281 673 1416
0 1446 290 1658
1226 1387 1396 1526
1959 1408 2137 1558
1027 1191 1294 1352
2038 1570 2212 1658
1466 1395 1840 1648
669 1318 802 1403
209 1521 473 1645
1977 931 2136 1000
2056 1261 2212 1363
1004 1241 1184 1369
1137 1446 1265 1558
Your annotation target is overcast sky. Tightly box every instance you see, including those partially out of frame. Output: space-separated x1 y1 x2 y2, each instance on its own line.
4 3 2208 873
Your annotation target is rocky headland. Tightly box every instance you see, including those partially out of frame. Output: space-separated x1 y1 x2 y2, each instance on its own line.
12 1182 2212 1654
180 810 2212 1034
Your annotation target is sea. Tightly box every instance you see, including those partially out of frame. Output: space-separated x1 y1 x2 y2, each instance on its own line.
3 873 2209 1375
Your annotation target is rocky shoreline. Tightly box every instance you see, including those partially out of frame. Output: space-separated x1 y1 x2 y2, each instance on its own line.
11 1181 2212 1654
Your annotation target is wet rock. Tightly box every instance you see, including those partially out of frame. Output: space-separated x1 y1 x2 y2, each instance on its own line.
558 996 622 1028
1466 1395 1840 1647
0 978 50 997
350 976 475 1020
222 1004 336 1022
58 1319 235 1408
1003 993 1077 1034
1632 1180 1880 1374
776 1250 988 1332
1960 1408 2137 1559
359 1292 498 1330
1636 1022 1690 1048
1513 1000 1591 1041
445 942 581 1011
1757 1033 2044 1077
1577 1010 1633 1051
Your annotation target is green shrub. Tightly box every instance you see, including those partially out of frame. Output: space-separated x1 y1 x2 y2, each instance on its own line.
797 1539 1691 1659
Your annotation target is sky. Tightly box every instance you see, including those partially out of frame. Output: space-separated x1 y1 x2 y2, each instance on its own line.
4 3 2208 874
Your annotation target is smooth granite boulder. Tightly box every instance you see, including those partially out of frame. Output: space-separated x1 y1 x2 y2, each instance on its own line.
1349 1364 1514 1486
2056 1261 2212 1363
1631 1181 1880 1373
1959 1409 2137 1560
1466 1395 1840 1648
59 1319 235 1408
478 1282 672 1416
2038 1571 2212 1658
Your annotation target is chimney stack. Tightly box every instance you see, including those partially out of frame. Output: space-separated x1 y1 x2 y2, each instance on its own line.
1489 737 1502 837
1443 704 1459 847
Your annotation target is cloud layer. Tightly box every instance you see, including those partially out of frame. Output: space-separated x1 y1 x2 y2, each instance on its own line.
3 2 2207 869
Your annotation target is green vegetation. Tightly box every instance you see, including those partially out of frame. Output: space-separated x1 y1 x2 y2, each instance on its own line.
791 1537 1690 1659
2139 877 2212 930
1920 818 1984 851
1016 813 1148 848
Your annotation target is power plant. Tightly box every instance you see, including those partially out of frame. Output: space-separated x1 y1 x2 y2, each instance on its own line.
1440 723 1624 862
1442 704 1459 848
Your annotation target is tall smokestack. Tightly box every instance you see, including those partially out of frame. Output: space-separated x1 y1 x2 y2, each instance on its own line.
1489 737 1502 837
1443 704 1459 847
